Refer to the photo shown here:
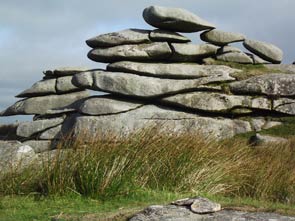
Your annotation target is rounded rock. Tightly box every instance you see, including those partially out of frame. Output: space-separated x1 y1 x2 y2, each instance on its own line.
201 29 245 46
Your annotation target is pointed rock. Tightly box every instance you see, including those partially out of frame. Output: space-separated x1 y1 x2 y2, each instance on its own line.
201 29 245 46
86 29 151 48
73 70 235 98
229 74 295 97
107 61 240 79
0 91 89 116
88 42 172 63
170 43 218 62
243 39 283 64
217 52 253 64
149 29 191 43
16 79 56 98
78 95 143 115
143 6 215 33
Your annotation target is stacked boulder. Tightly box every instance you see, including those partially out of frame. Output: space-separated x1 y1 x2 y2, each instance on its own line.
0 5 294 150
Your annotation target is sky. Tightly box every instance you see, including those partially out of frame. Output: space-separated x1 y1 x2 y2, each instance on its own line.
1 0 295 123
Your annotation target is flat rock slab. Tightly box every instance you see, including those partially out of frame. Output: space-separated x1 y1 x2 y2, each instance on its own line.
0 91 89 116
86 29 151 48
149 29 191 43
71 105 251 139
16 117 64 138
170 43 218 62
229 73 295 97
273 98 295 115
39 125 62 140
78 95 143 115
23 140 57 153
265 64 295 74
247 53 270 64
16 79 56 98
217 52 253 64
44 67 89 77
56 76 81 93
143 5 215 33
107 61 240 79
243 39 283 64
73 70 235 98
88 42 172 63
162 92 271 114
129 205 295 221
217 46 242 54
249 133 288 146
201 29 245 46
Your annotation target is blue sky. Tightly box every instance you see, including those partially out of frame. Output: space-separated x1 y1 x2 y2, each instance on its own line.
1 0 295 123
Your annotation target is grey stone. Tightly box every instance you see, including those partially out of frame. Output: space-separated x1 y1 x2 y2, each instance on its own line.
130 205 295 221
217 52 253 64
201 29 245 46
249 133 288 146
250 118 282 132
217 46 242 54
0 91 89 116
23 140 57 153
107 61 240 79
56 76 81 93
78 95 143 115
265 64 295 74
87 42 172 63
71 105 252 139
172 198 196 206
16 79 56 98
16 117 64 138
229 73 295 97
190 197 221 214
39 125 62 140
143 5 215 33
273 98 295 115
149 29 191 43
247 53 270 64
53 67 89 76
162 92 271 113
86 29 151 48
0 141 37 173
73 70 235 98
243 39 283 64
170 43 218 62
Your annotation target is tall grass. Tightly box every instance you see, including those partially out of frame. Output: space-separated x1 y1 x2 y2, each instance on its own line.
0 128 294 203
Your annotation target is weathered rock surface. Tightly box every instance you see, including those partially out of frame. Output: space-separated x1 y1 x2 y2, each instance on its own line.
44 67 89 77
107 61 240 79
273 98 295 115
247 53 270 64
39 125 62 140
217 52 253 64
170 43 218 62
201 29 245 46
243 39 283 64
88 42 172 63
23 140 57 153
162 92 271 113
217 46 242 54
78 96 143 115
229 74 295 97
129 205 295 221
265 64 295 74
0 91 89 116
16 79 56 98
71 105 252 139
0 141 36 172
249 133 288 146
73 70 235 98
149 29 191 43
16 117 64 138
86 29 151 48
143 5 215 33
56 76 81 93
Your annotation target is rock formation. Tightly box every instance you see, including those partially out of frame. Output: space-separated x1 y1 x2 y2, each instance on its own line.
0 5 293 154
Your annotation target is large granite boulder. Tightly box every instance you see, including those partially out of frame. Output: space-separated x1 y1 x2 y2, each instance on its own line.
170 43 218 62
86 29 151 48
87 42 172 63
216 52 253 64
162 92 271 113
107 61 240 79
70 105 252 139
149 29 191 43
78 95 143 115
73 70 235 98
143 6 215 33
200 29 245 46
16 117 64 138
0 91 89 116
229 74 295 97
243 39 283 64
